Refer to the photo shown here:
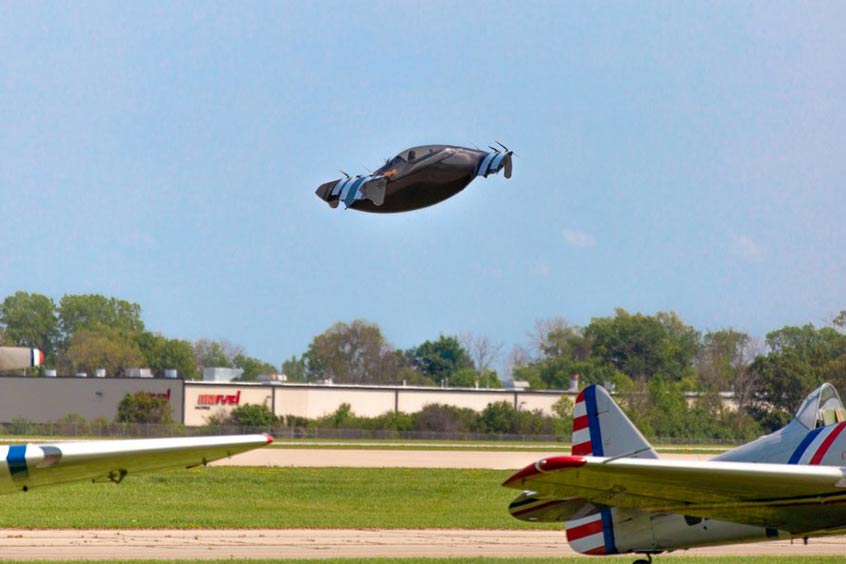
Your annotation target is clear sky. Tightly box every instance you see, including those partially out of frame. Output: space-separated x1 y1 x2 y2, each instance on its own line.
1 2 844 371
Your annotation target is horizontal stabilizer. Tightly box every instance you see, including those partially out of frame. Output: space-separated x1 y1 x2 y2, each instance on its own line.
509 490 597 522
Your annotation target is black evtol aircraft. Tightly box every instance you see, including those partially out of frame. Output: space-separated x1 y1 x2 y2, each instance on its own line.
315 143 513 213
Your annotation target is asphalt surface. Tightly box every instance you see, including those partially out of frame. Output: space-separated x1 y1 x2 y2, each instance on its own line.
4 528 846 560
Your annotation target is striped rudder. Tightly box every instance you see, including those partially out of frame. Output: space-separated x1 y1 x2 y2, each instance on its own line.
571 385 658 459
566 509 618 555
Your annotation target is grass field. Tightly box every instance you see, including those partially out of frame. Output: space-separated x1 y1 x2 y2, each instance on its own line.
4 467 548 529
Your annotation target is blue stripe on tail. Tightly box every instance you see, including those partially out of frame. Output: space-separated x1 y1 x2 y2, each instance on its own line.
584 385 604 456
600 508 617 554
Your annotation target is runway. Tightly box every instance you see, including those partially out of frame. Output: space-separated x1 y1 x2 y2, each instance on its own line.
7 446 845 559
2 528 845 560
209 446 713 469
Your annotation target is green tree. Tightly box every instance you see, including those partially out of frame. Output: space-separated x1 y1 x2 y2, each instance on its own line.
304 320 400 384
539 324 591 361
59 294 144 342
282 355 307 382
406 335 473 381
234 354 278 381
449 367 502 388
551 395 573 420
323 403 353 428
137 333 198 379
585 309 699 382
512 318 630 390
696 329 760 410
66 327 145 377
412 404 476 433
475 401 514 433
0 292 59 363
193 339 240 370
749 323 846 428
116 391 173 424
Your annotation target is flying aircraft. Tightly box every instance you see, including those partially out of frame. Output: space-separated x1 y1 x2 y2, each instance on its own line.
0 346 272 496
314 143 513 213
504 383 846 563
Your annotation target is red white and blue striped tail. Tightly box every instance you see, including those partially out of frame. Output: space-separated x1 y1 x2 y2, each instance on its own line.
566 510 618 555
571 385 658 459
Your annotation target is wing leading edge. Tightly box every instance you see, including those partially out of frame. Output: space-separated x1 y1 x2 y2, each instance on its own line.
503 454 846 533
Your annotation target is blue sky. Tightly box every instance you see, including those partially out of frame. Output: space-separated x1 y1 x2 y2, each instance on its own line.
1 2 844 370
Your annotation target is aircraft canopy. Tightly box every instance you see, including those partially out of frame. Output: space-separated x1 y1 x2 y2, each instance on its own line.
794 383 846 430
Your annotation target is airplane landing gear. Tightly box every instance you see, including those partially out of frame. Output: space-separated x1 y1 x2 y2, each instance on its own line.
632 552 653 564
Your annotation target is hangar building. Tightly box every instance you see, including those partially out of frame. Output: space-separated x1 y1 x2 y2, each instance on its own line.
0 376 567 426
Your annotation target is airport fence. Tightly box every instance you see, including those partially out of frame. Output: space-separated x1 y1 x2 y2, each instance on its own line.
0 419 745 445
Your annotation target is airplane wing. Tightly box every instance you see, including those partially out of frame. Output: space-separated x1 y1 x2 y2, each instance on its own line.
503 454 846 534
0 434 273 495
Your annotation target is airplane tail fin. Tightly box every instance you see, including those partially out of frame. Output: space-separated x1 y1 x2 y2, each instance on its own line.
572 385 658 459
507 384 656 525
476 143 513 179
562 385 656 556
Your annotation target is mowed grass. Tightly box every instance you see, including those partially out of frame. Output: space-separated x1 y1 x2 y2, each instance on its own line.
2 559 844 564
3 467 553 529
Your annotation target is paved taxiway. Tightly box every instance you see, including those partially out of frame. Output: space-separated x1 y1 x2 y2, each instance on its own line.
3 529 846 560
209 447 714 468
9 447 844 559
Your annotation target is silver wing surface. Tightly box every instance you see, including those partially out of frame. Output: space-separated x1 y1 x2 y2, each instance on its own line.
503 455 846 534
0 434 272 494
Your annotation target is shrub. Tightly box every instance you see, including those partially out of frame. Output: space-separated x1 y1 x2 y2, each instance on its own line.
116 391 173 424
228 403 276 427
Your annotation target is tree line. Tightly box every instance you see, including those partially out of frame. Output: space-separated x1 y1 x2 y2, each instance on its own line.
0 292 275 380
3 291 846 438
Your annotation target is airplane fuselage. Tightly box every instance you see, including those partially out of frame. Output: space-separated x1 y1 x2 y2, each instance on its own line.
315 144 510 213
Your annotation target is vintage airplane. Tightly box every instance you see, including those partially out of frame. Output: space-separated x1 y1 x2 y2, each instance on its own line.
0 346 272 496
504 382 846 563
315 143 513 213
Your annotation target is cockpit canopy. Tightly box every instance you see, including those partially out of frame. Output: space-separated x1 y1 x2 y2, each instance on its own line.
378 145 446 171
795 383 846 430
